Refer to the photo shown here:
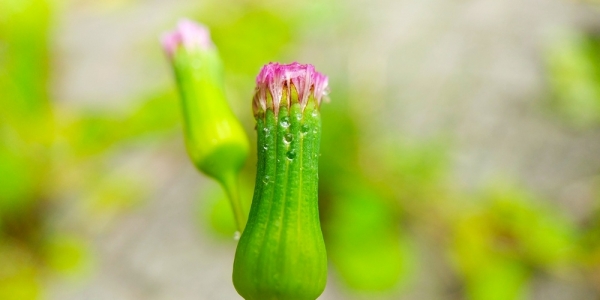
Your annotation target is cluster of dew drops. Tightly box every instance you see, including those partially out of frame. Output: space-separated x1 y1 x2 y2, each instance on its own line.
259 112 320 188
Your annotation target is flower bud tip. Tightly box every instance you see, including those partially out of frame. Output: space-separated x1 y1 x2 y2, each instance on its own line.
161 19 213 58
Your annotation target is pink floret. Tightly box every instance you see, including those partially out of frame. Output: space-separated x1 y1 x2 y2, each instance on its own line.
254 62 329 113
161 19 213 58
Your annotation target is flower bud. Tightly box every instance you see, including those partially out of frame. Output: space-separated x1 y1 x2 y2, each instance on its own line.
162 20 250 230
233 62 329 300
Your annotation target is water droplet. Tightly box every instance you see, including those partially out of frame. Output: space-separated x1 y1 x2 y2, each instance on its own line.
301 124 310 134
284 133 293 144
234 231 241 241
286 150 296 160
280 117 290 128
263 175 270 185
311 110 318 117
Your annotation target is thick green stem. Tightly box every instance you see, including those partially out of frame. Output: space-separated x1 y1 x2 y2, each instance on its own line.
233 102 327 300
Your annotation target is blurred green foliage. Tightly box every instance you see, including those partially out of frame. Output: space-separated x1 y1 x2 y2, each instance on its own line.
0 242 40 300
0 1 55 298
326 186 412 292
451 184 577 300
0 0 180 298
545 31 600 128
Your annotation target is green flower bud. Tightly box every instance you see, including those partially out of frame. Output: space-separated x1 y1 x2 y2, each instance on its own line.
233 62 329 300
162 20 250 230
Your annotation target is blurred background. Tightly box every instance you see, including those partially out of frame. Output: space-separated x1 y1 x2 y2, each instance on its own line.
2 0 600 299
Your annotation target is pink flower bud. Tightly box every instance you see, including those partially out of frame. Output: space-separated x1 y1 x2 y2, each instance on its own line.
253 62 329 116
161 19 213 59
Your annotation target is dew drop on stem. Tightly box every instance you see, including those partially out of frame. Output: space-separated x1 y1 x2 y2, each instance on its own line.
301 124 309 135
284 133 293 144
286 150 296 160
280 117 290 128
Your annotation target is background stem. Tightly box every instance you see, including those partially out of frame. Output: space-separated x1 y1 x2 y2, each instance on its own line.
220 171 246 233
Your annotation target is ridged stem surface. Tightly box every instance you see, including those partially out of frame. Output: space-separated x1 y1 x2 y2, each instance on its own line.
233 102 327 300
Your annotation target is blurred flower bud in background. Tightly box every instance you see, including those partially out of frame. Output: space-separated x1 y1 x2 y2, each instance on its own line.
162 20 250 231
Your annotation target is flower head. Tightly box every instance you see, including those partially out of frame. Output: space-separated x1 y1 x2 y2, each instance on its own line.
161 19 213 59
252 62 329 117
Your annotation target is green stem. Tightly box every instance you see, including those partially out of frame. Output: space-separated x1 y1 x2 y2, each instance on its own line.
220 171 246 233
232 102 327 300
